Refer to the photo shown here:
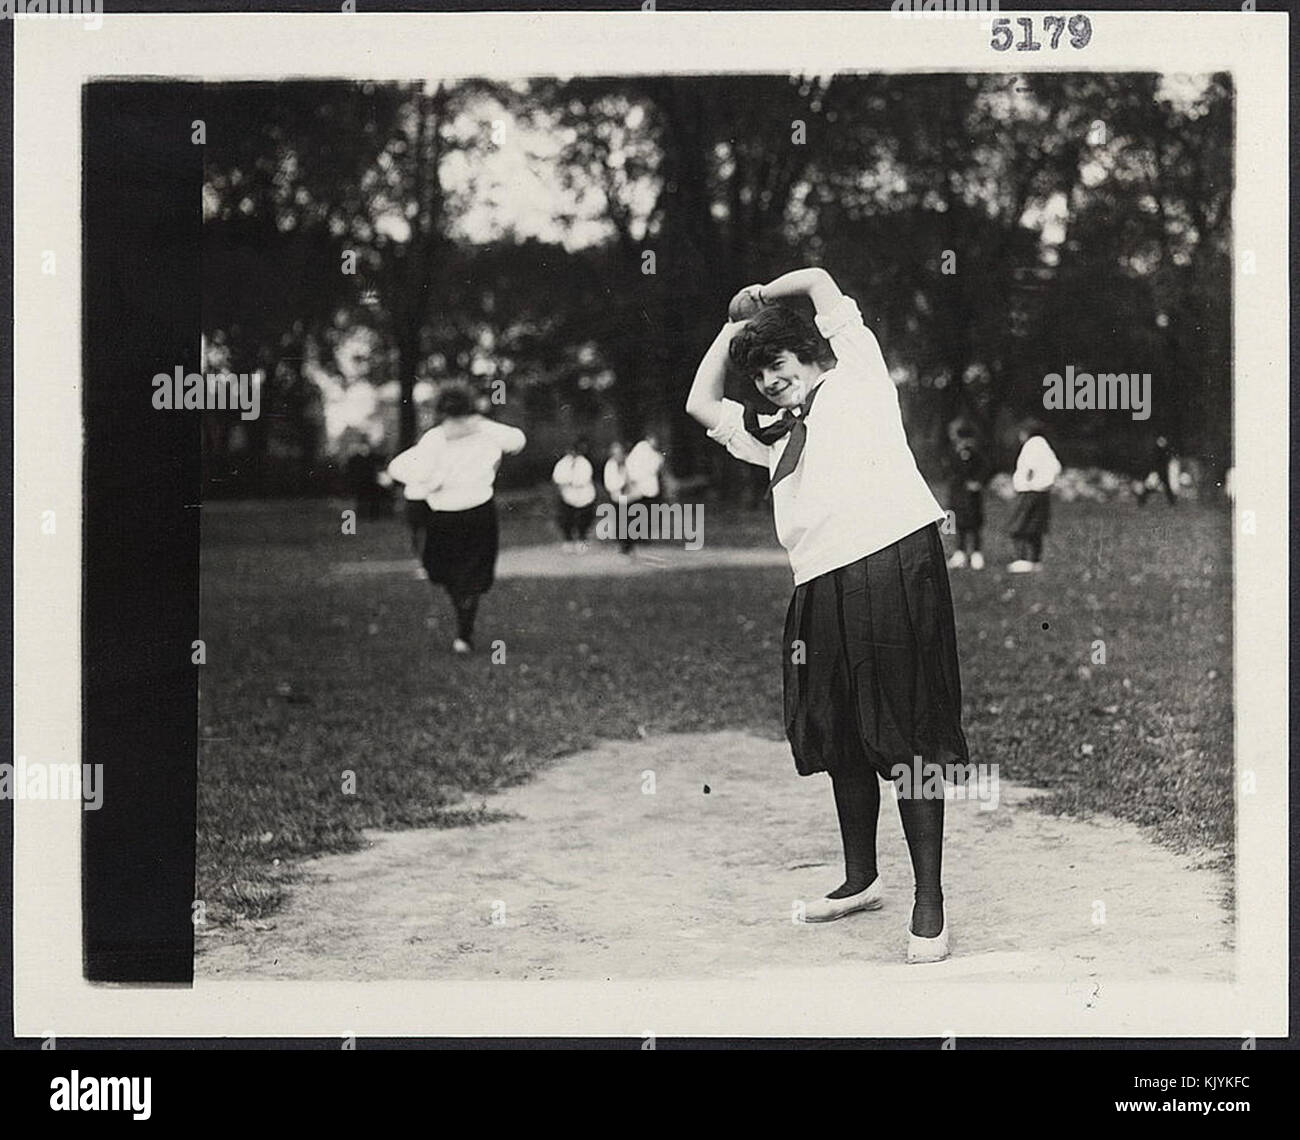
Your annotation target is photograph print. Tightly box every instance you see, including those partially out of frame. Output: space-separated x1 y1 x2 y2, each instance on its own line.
10 7 1289 1043
191 67 1235 988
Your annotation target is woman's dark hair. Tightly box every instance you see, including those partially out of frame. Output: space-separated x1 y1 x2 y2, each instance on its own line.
435 382 476 419
728 305 828 382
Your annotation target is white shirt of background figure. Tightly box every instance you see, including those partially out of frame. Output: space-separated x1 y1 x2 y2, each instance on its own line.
387 415 526 512
604 444 630 500
552 453 597 509
1012 434 1062 493
625 437 665 499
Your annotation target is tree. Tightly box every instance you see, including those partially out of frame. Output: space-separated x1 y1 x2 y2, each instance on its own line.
535 74 838 480
202 82 410 488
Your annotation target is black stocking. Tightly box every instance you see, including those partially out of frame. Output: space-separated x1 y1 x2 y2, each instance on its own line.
896 783 945 937
827 770 880 898
449 592 480 644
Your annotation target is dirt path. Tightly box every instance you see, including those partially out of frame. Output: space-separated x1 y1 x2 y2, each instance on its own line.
198 730 1232 983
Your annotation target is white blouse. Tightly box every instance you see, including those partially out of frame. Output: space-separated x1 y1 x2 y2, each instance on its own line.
388 416 526 512
604 458 629 499
626 440 664 499
1011 435 1061 493
551 454 597 509
706 295 944 586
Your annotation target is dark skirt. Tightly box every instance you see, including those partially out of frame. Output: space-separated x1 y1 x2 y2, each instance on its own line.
947 484 984 532
557 500 597 534
1007 490 1051 539
782 523 970 780
422 499 499 596
405 498 433 531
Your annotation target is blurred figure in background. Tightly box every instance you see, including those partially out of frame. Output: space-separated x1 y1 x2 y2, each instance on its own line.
603 441 635 555
551 437 597 552
626 433 666 509
345 442 393 521
945 429 991 571
387 382 526 654
1007 420 1061 573
1136 434 1178 507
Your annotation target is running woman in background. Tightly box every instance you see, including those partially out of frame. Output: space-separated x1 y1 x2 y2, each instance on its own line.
946 432 992 571
626 433 666 508
1007 421 1061 573
1136 434 1178 507
387 382 526 654
603 441 636 555
551 437 597 552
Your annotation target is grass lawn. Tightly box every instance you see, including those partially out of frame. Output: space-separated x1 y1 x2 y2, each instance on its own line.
197 491 1233 925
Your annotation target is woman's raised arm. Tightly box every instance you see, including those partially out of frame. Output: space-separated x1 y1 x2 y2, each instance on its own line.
755 266 843 315
685 321 745 431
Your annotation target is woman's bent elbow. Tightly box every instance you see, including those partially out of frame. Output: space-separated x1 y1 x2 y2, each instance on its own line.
685 398 717 427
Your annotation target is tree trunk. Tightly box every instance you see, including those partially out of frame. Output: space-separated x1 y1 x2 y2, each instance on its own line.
395 319 420 449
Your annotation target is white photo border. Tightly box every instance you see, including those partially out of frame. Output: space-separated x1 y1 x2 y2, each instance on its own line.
12 8 1289 1038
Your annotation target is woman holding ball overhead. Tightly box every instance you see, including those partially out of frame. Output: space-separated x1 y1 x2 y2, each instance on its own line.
685 268 969 963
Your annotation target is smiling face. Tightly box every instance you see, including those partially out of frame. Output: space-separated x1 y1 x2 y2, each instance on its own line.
753 350 823 409
729 305 828 407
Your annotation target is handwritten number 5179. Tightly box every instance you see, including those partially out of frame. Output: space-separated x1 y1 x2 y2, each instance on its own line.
991 15 1092 52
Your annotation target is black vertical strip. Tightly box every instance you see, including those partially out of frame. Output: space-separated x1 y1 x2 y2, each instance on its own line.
82 82 202 983
0 18 14 1040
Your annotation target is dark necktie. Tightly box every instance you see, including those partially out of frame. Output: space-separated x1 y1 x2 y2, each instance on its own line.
744 383 823 495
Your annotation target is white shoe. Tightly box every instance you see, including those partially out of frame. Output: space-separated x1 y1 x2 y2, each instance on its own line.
1007 559 1035 573
802 878 885 923
970 552 985 571
906 906 950 963
946 550 967 569
451 638 472 654
1031 562 1044 572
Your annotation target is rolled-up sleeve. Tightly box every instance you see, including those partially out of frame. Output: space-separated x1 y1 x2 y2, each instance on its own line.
706 398 771 469
493 421 526 456
815 296 892 395
388 442 432 487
